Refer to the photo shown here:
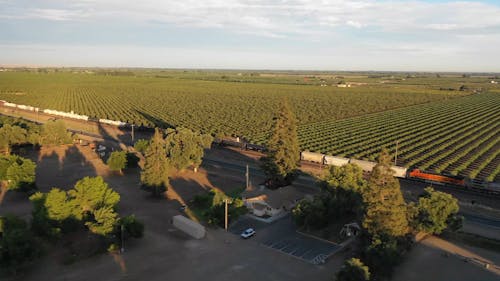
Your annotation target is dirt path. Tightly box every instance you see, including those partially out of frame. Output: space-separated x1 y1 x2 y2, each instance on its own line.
393 235 500 281
423 236 500 274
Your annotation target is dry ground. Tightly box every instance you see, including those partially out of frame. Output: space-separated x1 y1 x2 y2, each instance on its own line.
0 144 342 281
1 144 499 281
393 236 500 281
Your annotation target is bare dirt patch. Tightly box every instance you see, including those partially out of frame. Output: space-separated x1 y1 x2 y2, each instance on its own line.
393 236 500 281
1 144 341 281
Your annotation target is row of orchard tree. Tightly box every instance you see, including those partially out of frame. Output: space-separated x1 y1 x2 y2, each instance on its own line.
263 100 461 281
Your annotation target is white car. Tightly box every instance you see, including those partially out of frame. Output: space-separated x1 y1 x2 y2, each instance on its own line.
241 228 256 239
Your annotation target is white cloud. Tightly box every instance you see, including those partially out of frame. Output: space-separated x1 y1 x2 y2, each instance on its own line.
346 20 364 29
2 1 499 37
0 1 499 71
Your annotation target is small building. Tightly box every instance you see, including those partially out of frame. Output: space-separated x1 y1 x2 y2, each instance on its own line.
242 185 309 218
337 83 351 88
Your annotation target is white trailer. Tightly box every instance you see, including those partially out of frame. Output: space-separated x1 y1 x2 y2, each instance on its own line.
172 215 206 239
324 155 350 166
301 151 325 163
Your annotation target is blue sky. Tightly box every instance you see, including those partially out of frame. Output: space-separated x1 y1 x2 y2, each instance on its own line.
1 0 499 71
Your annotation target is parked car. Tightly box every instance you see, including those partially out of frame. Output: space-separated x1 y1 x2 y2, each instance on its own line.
241 228 256 239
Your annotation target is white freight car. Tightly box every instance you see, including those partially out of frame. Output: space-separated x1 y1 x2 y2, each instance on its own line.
349 159 377 172
300 151 325 163
324 155 350 166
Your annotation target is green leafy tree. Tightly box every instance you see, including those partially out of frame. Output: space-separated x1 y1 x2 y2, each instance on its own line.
261 99 300 187
0 124 27 154
119 215 145 239
322 163 368 219
29 192 57 238
336 258 371 281
362 235 409 278
39 120 73 146
107 151 127 174
323 164 367 193
292 196 330 229
141 128 170 197
164 127 212 171
85 206 118 236
0 156 36 200
211 189 229 206
30 177 123 237
44 188 75 221
413 187 459 234
134 139 150 154
68 176 120 220
6 157 36 191
0 216 41 275
363 149 408 237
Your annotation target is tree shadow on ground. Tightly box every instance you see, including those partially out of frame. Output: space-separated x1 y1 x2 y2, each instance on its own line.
0 144 99 219
135 110 173 130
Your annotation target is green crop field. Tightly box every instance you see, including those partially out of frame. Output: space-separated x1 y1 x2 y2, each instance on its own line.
0 71 468 137
288 91 499 182
0 70 498 181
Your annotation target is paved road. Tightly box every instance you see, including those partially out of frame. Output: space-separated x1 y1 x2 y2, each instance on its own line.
229 215 341 265
461 213 500 229
203 157 500 206
202 158 319 189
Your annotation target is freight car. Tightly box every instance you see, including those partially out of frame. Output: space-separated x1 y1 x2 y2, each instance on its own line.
299 151 408 178
0 99 128 127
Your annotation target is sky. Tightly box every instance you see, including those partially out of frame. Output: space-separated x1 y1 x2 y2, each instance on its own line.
1 0 499 71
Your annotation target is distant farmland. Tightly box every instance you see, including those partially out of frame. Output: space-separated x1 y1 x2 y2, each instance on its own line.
0 71 467 138
0 70 498 181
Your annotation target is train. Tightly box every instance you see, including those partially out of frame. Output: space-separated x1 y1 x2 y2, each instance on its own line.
216 138 267 152
0 100 127 127
217 139 499 194
299 150 499 194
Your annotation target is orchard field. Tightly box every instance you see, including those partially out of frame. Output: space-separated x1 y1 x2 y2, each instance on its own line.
0 69 498 181
289 91 500 182
0 71 469 137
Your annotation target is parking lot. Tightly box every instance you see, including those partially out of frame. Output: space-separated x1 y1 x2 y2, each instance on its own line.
230 215 342 264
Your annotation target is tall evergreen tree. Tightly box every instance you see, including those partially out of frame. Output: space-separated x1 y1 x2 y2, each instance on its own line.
262 99 300 187
362 149 408 237
140 128 170 197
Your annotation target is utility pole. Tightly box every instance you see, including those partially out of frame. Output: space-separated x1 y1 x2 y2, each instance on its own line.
131 124 135 143
224 199 228 231
245 164 249 189
394 140 399 166
120 224 125 253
